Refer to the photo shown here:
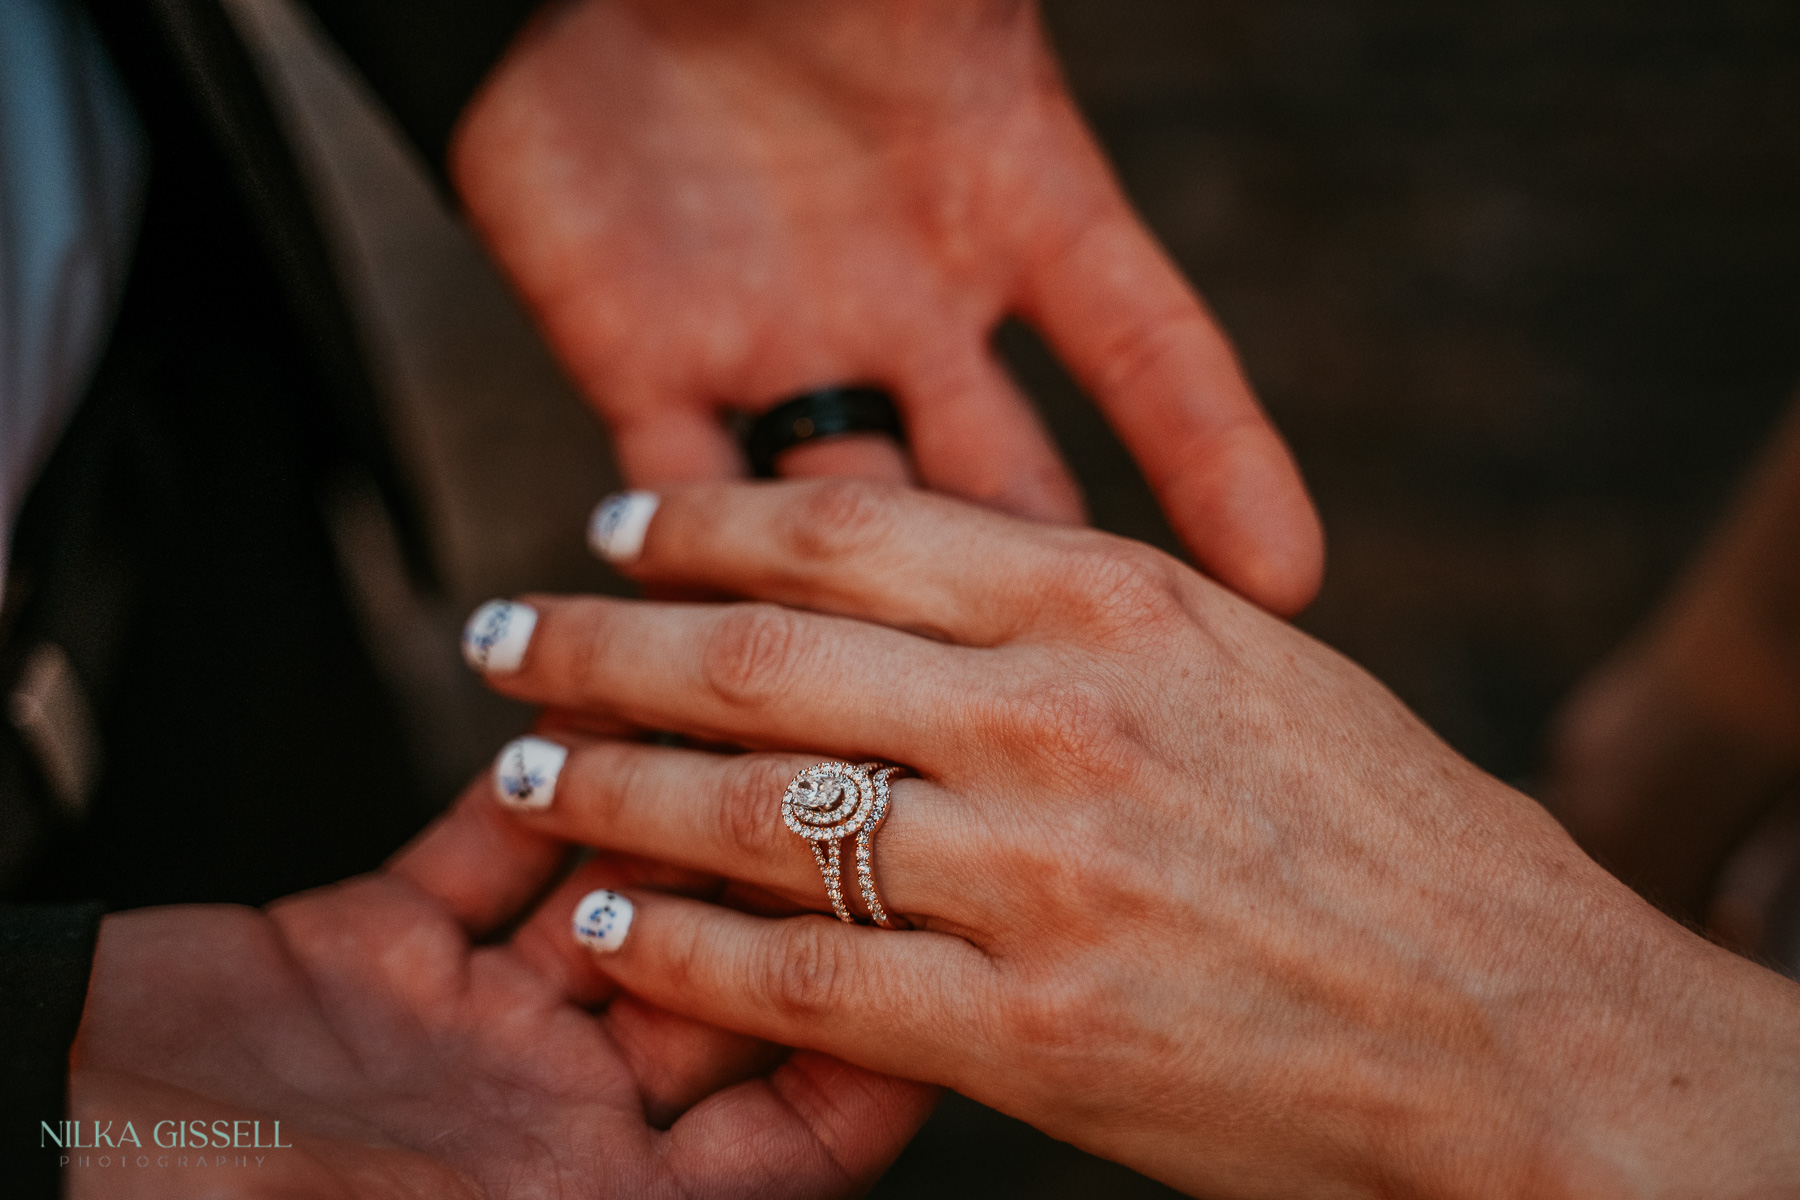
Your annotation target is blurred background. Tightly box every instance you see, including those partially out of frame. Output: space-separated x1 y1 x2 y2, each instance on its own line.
224 0 1800 1194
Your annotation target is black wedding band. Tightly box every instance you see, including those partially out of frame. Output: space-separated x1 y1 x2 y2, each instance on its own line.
743 386 905 478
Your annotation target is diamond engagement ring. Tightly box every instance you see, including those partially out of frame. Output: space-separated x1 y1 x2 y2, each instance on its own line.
781 761 909 929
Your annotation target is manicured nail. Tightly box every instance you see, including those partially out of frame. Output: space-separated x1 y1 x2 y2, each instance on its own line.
494 736 567 811
573 889 634 953
588 491 660 563
462 600 537 673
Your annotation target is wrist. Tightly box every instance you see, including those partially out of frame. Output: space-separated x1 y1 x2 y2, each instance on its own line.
1277 771 1800 1200
1448 830 1800 1197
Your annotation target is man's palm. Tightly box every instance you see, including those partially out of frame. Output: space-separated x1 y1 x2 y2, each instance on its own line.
70 796 930 1198
454 0 1322 614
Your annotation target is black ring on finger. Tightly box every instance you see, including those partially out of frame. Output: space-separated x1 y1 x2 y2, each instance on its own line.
743 385 904 478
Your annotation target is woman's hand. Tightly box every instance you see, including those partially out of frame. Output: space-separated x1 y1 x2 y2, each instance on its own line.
467 481 1800 1199
451 0 1321 615
68 776 933 1198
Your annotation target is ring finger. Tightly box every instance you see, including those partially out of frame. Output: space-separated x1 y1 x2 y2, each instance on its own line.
489 733 973 925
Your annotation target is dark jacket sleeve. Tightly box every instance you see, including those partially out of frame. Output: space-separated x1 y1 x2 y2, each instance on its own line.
0 903 104 1200
293 0 545 173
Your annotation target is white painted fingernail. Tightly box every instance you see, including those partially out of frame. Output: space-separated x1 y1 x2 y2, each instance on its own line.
573 889 634 953
462 600 538 673
494 736 567 811
588 491 660 563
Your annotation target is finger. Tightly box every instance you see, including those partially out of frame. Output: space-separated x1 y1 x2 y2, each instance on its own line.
667 1051 938 1200
385 773 570 937
508 856 781 1127
897 345 1087 526
508 851 717 1005
477 593 981 764
775 432 914 487
1018 204 1324 615
490 736 963 919
582 890 990 1087
611 403 747 485
590 477 1120 645
608 993 787 1129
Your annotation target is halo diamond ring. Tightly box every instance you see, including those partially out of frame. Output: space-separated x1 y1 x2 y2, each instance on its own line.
782 761 908 929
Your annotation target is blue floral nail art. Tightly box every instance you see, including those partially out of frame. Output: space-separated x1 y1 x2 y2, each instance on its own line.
494 737 567 811
461 600 537 673
573 889 634 953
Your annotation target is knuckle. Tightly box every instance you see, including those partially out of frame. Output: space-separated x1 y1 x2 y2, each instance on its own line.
586 742 640 831
659 906 707 995
975 673 1140 785
1006 976 1078 1049
1007 836 1139 931
783 478 897 563
1091 306 1204 398
567 600 619 702
1004 969 1120 1061
716 756 793 862
700 604 802 708
767 921 853 1022
1061 543 1188 636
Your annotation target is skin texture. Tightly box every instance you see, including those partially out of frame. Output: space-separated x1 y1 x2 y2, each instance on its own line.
1547 396 1800 927
450 0 1323 615
68 786 935 1198
471 479 1800 1199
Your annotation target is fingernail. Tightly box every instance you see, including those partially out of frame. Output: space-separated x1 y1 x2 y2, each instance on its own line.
588 491 660 563
494 736 567 811
461 600 537 673
573 888 634 953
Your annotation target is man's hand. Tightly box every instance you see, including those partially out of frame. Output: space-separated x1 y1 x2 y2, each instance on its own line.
451 0 1322 614
1547 397 1800 928
67 779 933 1198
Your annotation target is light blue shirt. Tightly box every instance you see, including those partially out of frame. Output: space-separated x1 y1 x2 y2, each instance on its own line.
0 0 146 589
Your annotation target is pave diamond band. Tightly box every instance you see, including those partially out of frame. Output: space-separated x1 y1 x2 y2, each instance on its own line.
782 761 908 929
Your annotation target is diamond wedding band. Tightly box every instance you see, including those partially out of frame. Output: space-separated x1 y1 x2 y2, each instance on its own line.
781 761 908 929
